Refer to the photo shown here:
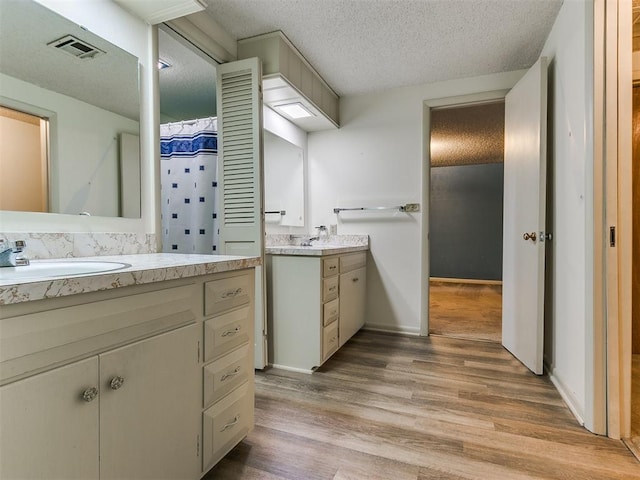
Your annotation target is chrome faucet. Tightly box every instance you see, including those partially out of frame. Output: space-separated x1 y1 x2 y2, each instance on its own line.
300 236 319 246
0 240 30 267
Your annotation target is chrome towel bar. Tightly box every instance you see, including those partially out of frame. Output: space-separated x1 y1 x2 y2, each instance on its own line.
333 203 419 214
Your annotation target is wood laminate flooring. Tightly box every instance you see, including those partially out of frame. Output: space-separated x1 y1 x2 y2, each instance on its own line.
205 331 640 480
627 354 640 460
429 281 502 343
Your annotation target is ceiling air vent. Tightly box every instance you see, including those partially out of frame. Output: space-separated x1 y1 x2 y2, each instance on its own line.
47 35 105 60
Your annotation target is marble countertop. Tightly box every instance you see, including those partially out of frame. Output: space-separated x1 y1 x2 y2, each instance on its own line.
265 234 369 257
265 244 369 256
0 253 261 305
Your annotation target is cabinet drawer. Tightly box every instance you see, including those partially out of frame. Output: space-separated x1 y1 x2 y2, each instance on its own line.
204 272 252 317
203 343 251 408
322 257 339 277
0 284 197 385
322 297 339 327
322 321 339 361
204 306 252 362
202 382 253 471
340 252 366 273
322 276 339 303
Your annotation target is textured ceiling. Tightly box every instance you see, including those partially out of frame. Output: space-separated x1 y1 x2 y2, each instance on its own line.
158 28 217 122
430 101 505 167
634 0 640 51
0 0 139 120
201 0 563 96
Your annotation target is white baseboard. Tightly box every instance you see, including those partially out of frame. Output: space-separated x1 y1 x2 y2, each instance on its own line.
362 324 421 336
270 363 314 374
429 277 503 286
547 365 585 426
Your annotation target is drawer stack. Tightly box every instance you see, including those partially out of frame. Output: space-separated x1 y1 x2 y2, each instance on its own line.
201 270 255 472
321 256 340 361
266 250 367 372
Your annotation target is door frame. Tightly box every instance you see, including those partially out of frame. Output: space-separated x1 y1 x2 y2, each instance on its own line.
599 0 633 440
420 90 510 336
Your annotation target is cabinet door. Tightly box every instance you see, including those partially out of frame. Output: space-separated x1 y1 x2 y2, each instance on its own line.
339 266 367 347
99 325 200 480
0 357 99 480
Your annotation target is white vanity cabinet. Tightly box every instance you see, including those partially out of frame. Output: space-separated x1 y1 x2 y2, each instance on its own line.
201 271 255 473
338 252 367 348
0 356 101 479
266 250 366 372
0 264 256 480
99 324 200 480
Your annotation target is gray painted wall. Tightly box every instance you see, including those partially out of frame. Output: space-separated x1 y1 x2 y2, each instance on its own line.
430 163 503 280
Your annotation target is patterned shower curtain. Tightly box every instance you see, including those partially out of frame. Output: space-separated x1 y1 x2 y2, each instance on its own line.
160 117 219 254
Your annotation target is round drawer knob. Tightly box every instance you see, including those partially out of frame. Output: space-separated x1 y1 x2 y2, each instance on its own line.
110 376 125 390
82 387 99 402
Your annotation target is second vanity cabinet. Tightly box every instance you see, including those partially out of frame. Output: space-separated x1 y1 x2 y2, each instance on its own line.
0 265 255 480
267 251 366 372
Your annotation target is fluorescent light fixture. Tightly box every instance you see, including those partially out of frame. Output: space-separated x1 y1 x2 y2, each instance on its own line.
274 102 315 119
158 59 171 70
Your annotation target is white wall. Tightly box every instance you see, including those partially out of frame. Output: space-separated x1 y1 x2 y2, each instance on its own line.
263 106 308 234
1 73 139 217
0 0 156 234
540 0 593 426
308 71 523 333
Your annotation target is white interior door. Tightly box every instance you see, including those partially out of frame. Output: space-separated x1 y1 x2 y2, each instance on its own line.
502 56 548 375
216 58 268 369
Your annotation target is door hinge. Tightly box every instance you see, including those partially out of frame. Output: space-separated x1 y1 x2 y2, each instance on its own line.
197 341 201 362
609 226 616 247
197 434 200 456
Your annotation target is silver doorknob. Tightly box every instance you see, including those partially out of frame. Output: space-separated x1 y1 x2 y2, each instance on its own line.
109 376 125 390
523 232 537 242
82 387 99 402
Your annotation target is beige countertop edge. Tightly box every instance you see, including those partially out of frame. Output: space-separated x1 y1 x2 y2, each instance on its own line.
265 245 369 256
0 254 261 306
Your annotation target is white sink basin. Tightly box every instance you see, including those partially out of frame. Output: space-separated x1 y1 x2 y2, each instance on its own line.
0 260 131 282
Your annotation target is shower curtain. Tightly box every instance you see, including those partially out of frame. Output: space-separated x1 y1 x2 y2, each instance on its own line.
160 117 219 254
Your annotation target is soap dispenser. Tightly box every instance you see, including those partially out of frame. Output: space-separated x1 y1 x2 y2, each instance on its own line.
315 225 329 243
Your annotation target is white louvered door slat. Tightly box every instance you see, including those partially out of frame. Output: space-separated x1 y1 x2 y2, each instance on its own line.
216 57 267 369
218 63 260 237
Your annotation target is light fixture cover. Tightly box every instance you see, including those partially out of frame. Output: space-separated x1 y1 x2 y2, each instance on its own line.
274 102 315 119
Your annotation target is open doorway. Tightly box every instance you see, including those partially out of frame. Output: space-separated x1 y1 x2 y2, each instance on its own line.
630 57 640 455
0 106 48 213
628 0 640 458
428 100 505 343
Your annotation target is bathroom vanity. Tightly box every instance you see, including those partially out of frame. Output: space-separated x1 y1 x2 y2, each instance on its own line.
266 240 368 372
0 253 259 479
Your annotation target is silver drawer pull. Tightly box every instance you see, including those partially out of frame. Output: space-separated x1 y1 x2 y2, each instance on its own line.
221 287 243 299
221 326 241 337
221 366 241 382
328 286 336 291
329 266 336 270
109 376 125 390
352 277 359 282
220 415 240 432
82 387 98 402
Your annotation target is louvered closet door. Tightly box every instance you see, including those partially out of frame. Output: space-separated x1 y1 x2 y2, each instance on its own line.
216 58 264 256
216 58 267 369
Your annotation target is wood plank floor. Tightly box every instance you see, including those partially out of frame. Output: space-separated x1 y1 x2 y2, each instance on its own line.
627 354 640 460
429 281 502 343
205 331 640 479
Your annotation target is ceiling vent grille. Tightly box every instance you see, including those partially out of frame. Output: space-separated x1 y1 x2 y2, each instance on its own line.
47 35 104 59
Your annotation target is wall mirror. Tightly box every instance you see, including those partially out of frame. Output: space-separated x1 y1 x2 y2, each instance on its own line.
264 130 304 227
0 0 141 218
